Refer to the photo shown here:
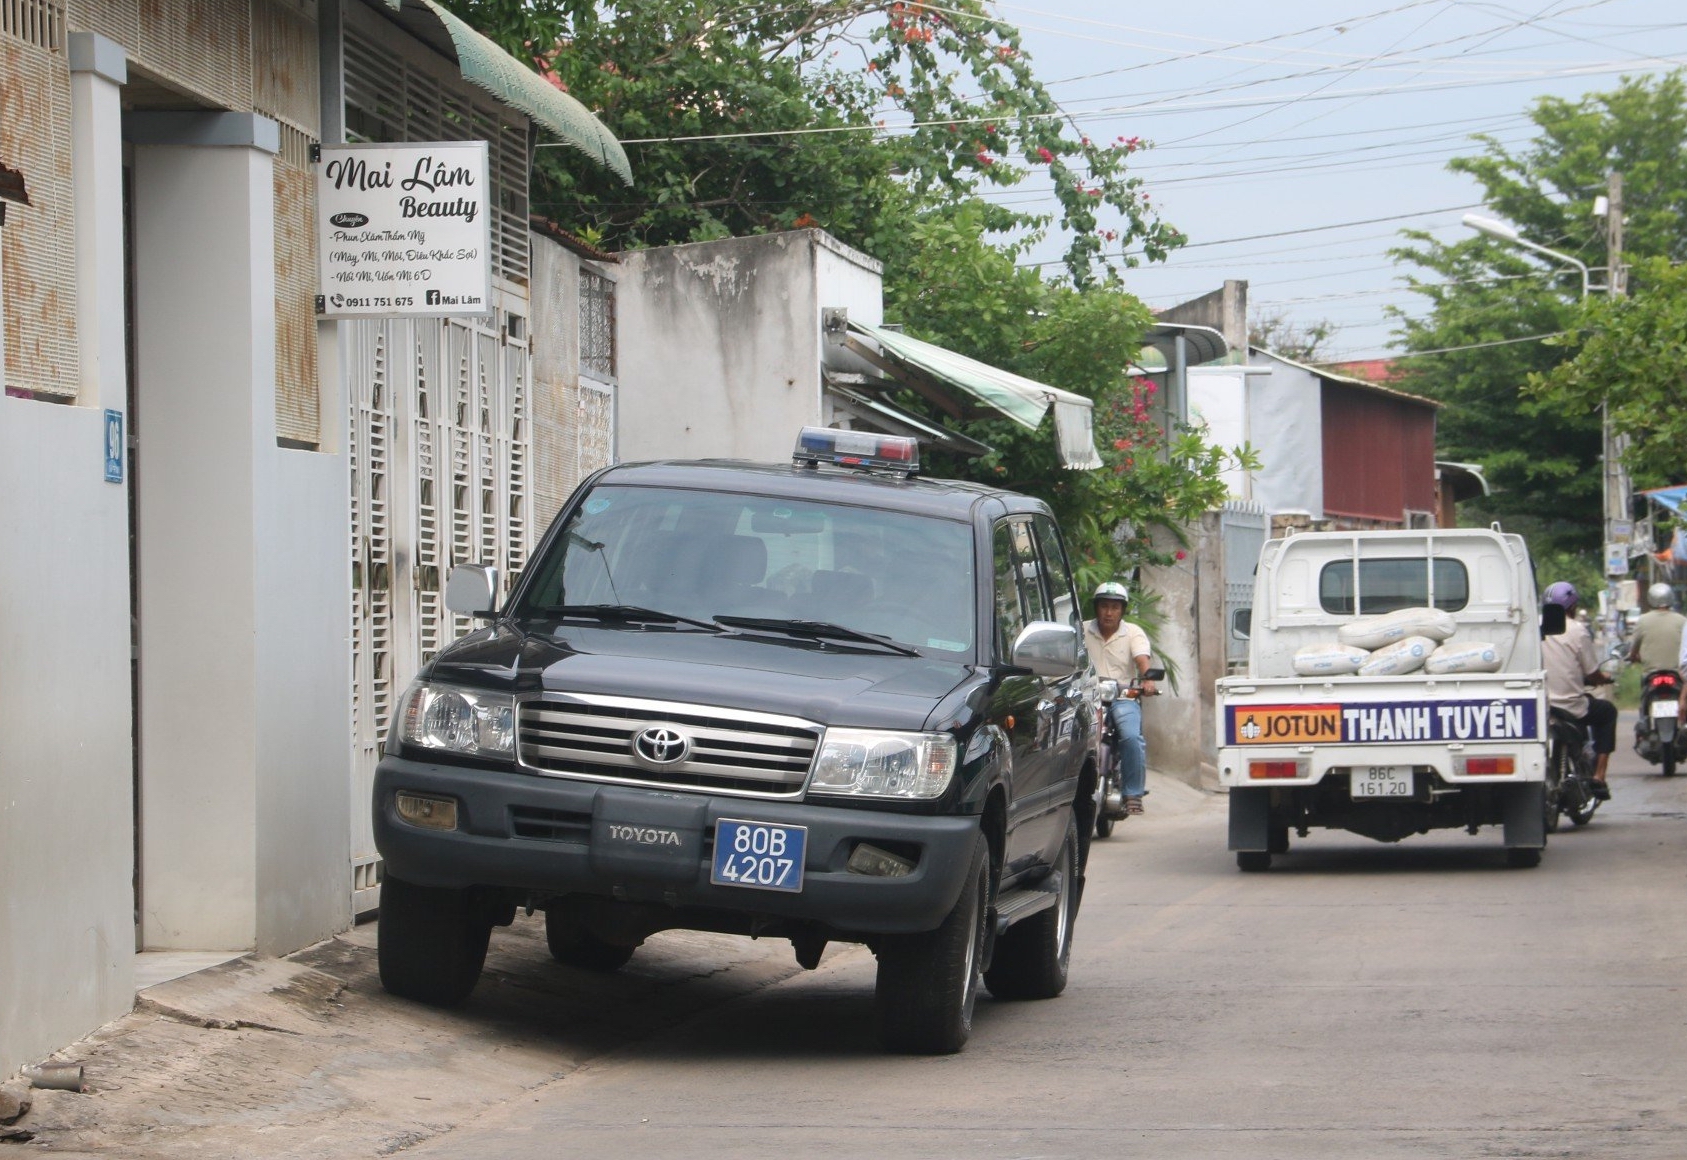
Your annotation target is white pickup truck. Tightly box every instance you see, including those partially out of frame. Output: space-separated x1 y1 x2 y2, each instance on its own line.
1218 527 1561 871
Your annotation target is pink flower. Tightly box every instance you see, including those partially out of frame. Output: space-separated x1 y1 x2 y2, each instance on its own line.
1036 146 1054 163
1175 550 1187 561
976 152 994 166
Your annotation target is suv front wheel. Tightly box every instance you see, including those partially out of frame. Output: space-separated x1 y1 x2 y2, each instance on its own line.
377 875 492 1007
873 834 989 1055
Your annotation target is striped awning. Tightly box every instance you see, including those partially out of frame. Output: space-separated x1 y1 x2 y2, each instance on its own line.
846 319 1102 470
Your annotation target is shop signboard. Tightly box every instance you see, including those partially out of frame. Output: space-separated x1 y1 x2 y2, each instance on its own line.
316 141 491 318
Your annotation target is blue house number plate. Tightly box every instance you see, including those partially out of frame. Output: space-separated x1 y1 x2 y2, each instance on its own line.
712 819 806 892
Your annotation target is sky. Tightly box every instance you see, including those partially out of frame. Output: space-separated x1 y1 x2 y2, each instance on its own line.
975 0 1687 361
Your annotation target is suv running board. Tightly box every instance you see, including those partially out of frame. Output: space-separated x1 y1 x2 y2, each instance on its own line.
992 872 1061 938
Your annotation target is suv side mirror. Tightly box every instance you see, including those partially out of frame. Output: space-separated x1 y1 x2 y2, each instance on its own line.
1540 602 1566 638
1010 621 1080 678
445 563 500 617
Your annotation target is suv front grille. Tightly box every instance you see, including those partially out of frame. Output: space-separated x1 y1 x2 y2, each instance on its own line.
518 693 821 798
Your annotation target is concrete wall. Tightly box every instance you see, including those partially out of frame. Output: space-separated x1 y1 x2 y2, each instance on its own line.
0 398 137 1076
1141 512 1226 789
617 230 882 464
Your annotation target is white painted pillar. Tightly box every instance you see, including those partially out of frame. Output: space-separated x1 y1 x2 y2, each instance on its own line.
131 118 276 950
69 32 128 410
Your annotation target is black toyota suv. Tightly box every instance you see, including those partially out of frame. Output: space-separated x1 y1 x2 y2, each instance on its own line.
373 428 1098 1054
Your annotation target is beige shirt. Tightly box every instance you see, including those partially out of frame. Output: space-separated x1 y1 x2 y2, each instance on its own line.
1084 619 1151 684
1542 617 1598 717
1629 608 1686 672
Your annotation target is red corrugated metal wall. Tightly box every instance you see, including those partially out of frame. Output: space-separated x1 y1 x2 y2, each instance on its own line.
1321 385 1437 522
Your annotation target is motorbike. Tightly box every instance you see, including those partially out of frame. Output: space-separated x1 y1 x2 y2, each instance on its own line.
1546 708 1603 829
1632 668 1685 777
1093 666 1165 839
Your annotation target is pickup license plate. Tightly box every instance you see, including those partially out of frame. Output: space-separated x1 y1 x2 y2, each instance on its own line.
711 819 806 893
1653 700 1679 719
1353 766 1413 799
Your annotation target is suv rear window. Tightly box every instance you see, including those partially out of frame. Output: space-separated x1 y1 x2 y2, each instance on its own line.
1319 557 1469 615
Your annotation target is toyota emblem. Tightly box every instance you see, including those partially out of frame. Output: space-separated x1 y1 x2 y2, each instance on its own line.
632 725 691 766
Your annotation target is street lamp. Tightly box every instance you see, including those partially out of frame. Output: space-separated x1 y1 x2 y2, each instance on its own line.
1461 211 1627 628
1461 213 1595 300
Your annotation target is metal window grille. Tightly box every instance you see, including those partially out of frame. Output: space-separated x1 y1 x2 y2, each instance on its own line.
579 266 615 380
1 0 61 48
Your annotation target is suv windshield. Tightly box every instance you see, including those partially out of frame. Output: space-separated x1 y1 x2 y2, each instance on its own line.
515 484 978 656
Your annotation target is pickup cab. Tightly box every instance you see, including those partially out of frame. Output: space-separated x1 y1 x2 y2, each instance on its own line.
371 429 1098 1054
1218 527 1556 870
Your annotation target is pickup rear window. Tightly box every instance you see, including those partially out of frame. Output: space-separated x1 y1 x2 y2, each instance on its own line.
1319 557 1469 615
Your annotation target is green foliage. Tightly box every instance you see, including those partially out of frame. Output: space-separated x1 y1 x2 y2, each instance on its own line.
441 0 1246 595
1526 256 1687 489
1390 72 1687 560
444 0 1179 285
883 206 1256 588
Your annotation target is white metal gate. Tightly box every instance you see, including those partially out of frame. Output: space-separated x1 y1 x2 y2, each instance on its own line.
340 5 535 912
1220 501 1267 672
347 311 530 913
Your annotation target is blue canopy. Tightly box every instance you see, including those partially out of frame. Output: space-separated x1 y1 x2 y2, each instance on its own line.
1642 485 1687 516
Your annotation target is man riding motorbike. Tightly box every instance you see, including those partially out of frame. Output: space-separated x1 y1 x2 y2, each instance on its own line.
1629 582 1685 774
1082 582 1155 815
1628 581 1685 672
1541 581 1617 799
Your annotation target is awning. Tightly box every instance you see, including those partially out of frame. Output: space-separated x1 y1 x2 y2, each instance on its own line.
1140 322 1230 367
845 319 1102 470
381 0 633 185
824 376 993 457
1642 485 1687 516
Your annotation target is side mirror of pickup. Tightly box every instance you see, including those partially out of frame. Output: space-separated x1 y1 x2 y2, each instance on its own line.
1230 608 1252 640
1010 621 1080 678
1540 602 1566 638
445 563 500 617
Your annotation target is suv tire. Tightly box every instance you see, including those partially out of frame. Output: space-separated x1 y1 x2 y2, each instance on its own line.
377 875 492 1007
985 817 1077 1001
546 916 636 972
874 834 989 1055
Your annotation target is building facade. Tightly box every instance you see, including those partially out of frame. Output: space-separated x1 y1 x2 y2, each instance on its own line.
0 0 624 1074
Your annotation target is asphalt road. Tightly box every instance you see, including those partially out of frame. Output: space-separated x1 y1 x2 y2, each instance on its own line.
18 714 1687 1159
401 719 1687 1160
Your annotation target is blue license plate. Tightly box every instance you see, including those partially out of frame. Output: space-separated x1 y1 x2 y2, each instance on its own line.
711 819 806 893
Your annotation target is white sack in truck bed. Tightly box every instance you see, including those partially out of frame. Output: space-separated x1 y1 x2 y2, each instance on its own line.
1293 642 1371 676
1424 641 1503 674
1356 635 1436 676
1337 607 1457 649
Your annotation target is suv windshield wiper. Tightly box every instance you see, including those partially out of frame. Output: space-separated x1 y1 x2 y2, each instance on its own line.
548 604 723 632
713 616 922 657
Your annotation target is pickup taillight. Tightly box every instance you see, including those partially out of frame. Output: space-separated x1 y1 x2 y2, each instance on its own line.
1248 760 1300 780
1462 756 1516 776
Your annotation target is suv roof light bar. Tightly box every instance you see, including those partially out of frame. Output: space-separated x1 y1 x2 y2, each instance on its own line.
793 427 920 477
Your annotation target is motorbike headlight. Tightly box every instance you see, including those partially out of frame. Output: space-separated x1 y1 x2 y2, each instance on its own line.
809 729 956 800
394 682 516 760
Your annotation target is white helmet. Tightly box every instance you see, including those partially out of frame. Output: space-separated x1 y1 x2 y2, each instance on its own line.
1093 581 1130 607
1648 582 1676 610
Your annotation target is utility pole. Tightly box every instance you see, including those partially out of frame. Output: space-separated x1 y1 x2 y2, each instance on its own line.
1602 170 1632 630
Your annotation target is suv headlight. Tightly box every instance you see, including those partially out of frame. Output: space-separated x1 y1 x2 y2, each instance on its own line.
809 729 956 799
394 682 515 759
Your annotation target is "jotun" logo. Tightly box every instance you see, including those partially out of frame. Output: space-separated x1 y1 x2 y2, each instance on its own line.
1232 705 1342 745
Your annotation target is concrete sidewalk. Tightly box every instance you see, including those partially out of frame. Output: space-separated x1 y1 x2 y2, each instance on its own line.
3 770 1211 1158
3 918 809 1158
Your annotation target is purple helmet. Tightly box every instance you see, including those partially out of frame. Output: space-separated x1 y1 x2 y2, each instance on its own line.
1543 581 1579 610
